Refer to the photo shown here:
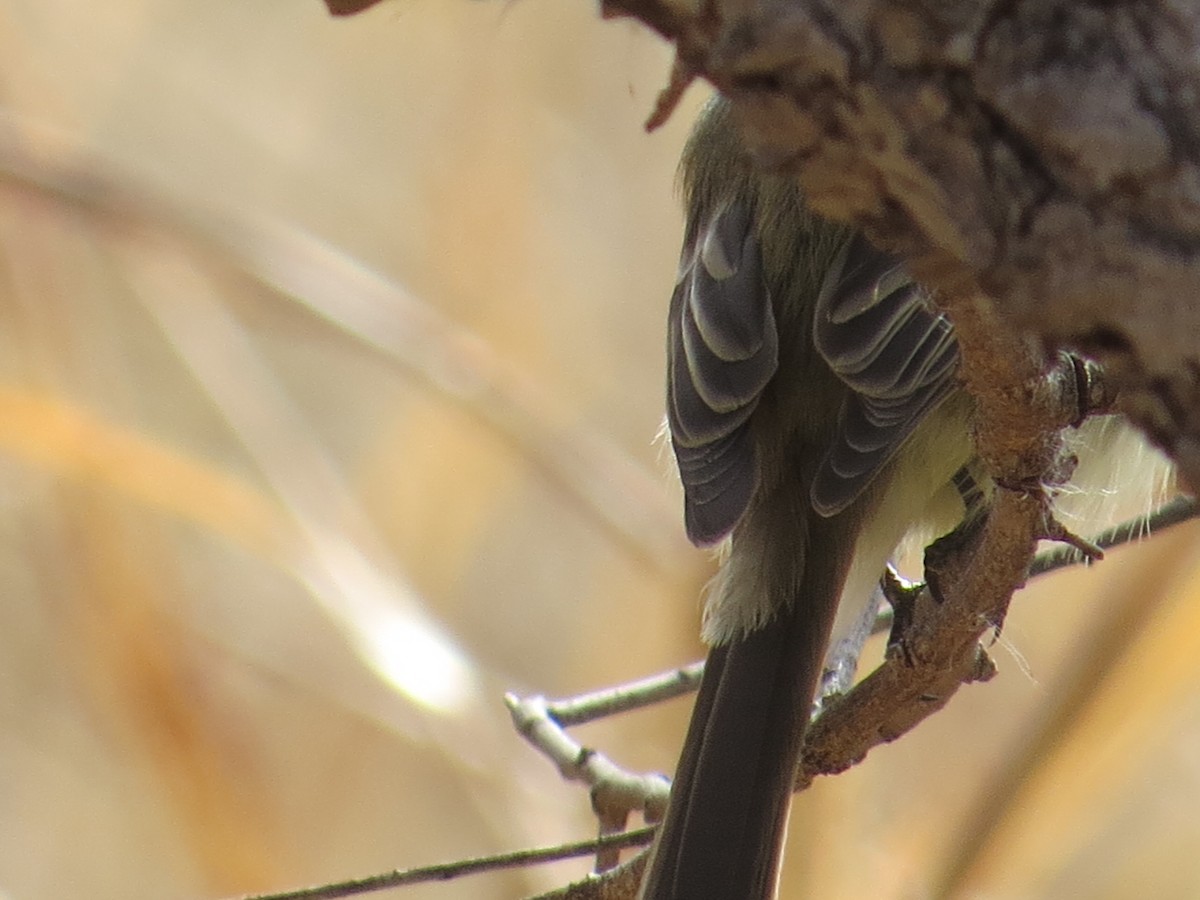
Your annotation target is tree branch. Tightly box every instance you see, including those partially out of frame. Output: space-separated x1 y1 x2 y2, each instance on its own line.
594 0 1200 488
228 829 655 900
505 693 671 856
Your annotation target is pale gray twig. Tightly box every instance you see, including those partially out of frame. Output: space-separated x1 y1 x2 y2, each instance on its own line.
544 664 703 727
505 693 671 835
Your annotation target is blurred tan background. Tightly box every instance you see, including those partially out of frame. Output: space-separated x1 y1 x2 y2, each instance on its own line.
0 2 1198 898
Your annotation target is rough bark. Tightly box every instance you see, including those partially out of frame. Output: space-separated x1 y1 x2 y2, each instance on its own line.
606 0 1200 485
326 0 1200 482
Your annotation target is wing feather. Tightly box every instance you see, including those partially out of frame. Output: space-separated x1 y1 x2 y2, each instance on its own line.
668 200 777 545
810 233 959 516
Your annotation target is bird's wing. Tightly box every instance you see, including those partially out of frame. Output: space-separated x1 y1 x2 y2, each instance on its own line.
668 199 778 546
810 232 959 517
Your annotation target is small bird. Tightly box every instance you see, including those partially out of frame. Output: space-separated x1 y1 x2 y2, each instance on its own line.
640 96 978 900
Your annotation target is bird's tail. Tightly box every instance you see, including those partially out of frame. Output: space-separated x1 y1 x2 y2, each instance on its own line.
640 533 849 900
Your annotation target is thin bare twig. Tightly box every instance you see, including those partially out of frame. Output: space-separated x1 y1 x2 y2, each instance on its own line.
544 664 703 727
1030 495 1197 577
818 582 886 706
505 693 672 830
229 828 656 900
527 850 648 900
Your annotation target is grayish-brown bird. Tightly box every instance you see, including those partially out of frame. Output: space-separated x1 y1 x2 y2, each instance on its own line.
640 96 978 900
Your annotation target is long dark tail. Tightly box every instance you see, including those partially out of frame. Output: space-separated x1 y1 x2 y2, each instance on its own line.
640 539 848 900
